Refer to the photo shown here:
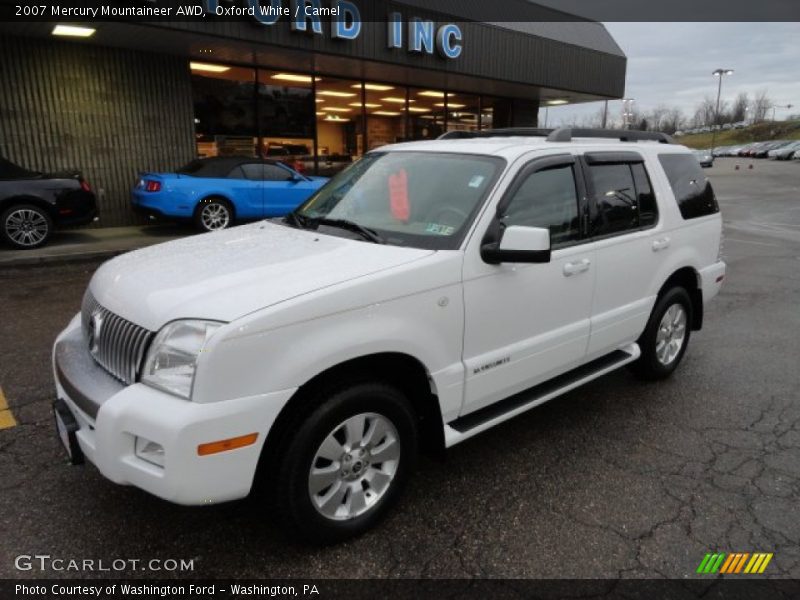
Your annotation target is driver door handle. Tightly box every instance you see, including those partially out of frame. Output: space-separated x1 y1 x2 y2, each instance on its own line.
563 259 591 277
652 237 671 252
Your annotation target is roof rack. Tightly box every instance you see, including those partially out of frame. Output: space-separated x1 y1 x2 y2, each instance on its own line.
546 128 675 144
437 128 553 140
437 127 675 144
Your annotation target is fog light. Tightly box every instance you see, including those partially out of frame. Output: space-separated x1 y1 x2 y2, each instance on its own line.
135 437 165 468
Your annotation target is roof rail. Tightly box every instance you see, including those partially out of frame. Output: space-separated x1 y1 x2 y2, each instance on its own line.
437 128 553 140
546 128 675 144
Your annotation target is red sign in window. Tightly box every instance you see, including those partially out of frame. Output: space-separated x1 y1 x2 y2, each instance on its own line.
388 169 410 222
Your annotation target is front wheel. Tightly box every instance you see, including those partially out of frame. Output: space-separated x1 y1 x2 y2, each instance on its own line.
275 381 418 544
1 204 53 249
194 198 233 232
629 287 693 380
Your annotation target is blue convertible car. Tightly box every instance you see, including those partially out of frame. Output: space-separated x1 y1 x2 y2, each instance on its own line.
131 157 328 231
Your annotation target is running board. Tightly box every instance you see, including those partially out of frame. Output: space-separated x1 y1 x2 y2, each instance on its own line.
444 343 640 447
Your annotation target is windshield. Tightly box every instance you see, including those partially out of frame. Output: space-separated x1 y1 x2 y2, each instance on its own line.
292 151 504 250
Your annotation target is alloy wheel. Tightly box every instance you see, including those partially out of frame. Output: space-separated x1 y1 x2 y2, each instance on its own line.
655 304 687 365
200 203 230 230
308 412 401 521
5 208 49 247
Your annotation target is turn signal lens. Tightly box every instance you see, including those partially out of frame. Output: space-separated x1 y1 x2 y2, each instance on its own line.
145 180 162 192
198 433 258 456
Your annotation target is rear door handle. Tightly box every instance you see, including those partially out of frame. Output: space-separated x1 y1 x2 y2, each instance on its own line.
563 259 591 277
652 237 671 252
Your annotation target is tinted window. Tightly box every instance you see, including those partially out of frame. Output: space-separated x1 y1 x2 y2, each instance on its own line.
502 165 580 247
631 163 658 227
240 163 265 180
589 163 638 235
658 154 719 219
228 166 247 179
263 164 292 181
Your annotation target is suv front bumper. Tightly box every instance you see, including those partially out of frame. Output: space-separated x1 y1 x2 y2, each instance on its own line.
52 314 296 505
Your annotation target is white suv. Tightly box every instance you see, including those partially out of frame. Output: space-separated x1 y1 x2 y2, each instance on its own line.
53 128 726 543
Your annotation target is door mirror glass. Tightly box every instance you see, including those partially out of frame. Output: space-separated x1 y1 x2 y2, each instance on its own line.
482 225 551 264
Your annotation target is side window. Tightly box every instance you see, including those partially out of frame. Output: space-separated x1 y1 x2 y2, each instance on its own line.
501 164 580 247
263 164 293 181
240 163 265 180
631 163 658 228
227 166 248 179
588 163 638 236
658 154 719 219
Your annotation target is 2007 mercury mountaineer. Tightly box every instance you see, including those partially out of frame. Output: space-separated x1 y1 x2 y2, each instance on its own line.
53 128 726 543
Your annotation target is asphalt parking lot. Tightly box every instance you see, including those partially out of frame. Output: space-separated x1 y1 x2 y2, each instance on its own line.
1 157 798 579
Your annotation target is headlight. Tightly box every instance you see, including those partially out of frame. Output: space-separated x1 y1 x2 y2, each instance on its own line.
142 320 223 399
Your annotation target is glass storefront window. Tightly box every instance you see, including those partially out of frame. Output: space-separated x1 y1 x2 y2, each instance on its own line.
446 93 480 134
189 60 528 174
481 97 513 130
314 77 363 176
191 62 257 157
257 69 315 173
408 88 448 140
365 82 406 151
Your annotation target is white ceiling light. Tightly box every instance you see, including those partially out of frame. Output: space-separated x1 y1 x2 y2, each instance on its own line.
190 62 230 73
317 90 357 98
52 25 96 37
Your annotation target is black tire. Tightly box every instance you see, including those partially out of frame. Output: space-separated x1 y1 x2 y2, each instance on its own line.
194 197 233 232
274 381 418 545
629 287 693 381
0 203 53 249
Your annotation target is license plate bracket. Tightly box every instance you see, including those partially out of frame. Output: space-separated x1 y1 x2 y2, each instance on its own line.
53 399 84 465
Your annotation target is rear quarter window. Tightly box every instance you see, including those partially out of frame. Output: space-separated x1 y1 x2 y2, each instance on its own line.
658 154 719 219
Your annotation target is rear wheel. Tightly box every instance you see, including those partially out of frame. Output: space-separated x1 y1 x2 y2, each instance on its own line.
1 203 53 249
629 287 692 380
194 198 233 232
274 381 418 544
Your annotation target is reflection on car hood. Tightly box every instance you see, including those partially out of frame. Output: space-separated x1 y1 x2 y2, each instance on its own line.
90 222 434 330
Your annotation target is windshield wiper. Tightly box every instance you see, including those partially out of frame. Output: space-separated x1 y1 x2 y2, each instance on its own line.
283 211 310 228
283 213 384 244
313 218 385 244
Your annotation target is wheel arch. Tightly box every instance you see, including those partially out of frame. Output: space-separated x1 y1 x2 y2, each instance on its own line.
0 195 58 220
255 352 445 487
194 194 236 220
658 266 703 331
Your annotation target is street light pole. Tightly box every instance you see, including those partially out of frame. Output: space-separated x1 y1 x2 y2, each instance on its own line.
711 68 733 155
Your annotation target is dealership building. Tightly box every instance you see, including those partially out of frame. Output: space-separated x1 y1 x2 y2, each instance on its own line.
0 1 626 227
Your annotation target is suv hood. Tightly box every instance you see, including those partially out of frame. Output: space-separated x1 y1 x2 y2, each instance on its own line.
90 222 434 331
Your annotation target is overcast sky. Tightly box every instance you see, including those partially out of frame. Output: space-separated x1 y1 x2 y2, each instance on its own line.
545 22 800 126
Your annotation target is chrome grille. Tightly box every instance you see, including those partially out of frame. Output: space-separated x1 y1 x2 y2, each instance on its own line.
81 291 154 385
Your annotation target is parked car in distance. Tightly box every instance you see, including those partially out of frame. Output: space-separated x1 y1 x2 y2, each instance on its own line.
0 157 97 249
693 149 714 168
55 128 726 543
767 141 800 160
131 157 328 232
753 141 790 158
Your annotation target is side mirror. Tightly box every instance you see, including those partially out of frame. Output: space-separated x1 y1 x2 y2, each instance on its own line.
481 225 551 264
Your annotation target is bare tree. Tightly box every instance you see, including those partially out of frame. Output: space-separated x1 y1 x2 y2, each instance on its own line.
731 92 749 123
752 89 772 122
692 97 717 127
661 108 685 134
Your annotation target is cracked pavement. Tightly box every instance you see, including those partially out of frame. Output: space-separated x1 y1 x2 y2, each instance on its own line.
0 158 798 579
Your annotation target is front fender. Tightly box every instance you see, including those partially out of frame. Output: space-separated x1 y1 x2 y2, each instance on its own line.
192 255 467 421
